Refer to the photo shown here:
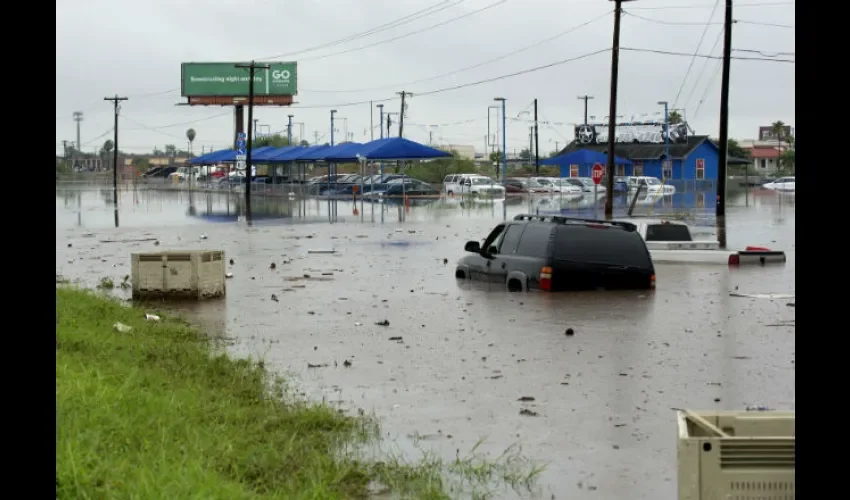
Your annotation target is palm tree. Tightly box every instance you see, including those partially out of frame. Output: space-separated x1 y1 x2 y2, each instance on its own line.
667 110 683 124
186 128 196 156
770 121 786 170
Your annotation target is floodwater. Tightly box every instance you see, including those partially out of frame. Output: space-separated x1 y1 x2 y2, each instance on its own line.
56 184 795 499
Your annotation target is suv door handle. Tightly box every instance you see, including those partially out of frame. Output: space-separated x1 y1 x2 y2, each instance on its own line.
501 262 506 269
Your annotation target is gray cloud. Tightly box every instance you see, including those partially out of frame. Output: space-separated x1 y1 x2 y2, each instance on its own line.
56 0 795 155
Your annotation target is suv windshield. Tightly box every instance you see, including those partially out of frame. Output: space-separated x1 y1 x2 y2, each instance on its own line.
554 225 652 268
644 178 661 185
471 177 495 185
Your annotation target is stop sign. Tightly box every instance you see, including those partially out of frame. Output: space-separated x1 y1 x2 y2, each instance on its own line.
592 163 604 185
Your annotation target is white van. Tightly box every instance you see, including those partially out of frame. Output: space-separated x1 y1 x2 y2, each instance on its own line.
443 174 506 198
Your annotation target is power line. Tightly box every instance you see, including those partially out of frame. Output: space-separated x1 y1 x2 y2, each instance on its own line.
624 10 722 26
621 46 794 63
296 0 508 63
81 127 114 148
735 19 794 28
693 59 723 119
733 48 794 57
304 10 611 93
669 0 721 109
122 116 188 140
682 27 723 111
122 111 232 130
256 1 461 60
629 2 794 10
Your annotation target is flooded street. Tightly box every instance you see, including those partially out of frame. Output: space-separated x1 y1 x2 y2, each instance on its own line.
56 184 795 499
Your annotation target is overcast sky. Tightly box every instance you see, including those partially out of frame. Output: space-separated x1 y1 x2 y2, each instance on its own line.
55 0 795 156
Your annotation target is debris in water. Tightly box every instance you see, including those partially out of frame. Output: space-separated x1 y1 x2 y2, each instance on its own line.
343 359 352 368
308 249 336 254
144 314 160 322
229 258 234 265
443 258 448 264
519 409 539 417
99 237 158 244
786 302 795 307
375 320 390 327
271 294 278 302
225 272 233 279
565 328 575 336
154 240 160 246
354 322 362 326
517 396 535 402
113 322 132 333
307 363 328 369
389 336 403 341
746 405 773 411
200 234 208 240
269 262 276 270
67 243 72 248
729 292 795 300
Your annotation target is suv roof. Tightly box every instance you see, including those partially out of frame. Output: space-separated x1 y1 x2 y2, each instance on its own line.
512 214 637 232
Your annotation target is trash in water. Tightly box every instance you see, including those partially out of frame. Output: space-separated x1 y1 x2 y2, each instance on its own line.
200 234 208 240
519 408 539 417
729 292 795 300
746 405 774 411
225 272 234 279
144 314 160 322
375 320 390 327
308 249 336 254
113 322 132 333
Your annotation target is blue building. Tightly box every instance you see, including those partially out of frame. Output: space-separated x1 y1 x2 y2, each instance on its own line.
557 135 731 187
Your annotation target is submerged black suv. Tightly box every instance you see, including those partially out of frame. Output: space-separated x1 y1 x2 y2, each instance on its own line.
455 214 655 291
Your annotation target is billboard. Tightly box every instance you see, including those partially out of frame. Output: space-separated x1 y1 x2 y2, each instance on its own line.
574 121 689 145
181 62 297 97
758 125 793 141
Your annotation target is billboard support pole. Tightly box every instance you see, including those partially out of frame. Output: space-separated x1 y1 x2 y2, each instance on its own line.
235 61 270 224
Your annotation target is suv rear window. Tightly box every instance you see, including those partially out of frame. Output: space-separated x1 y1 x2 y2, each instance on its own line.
515 223 553 258
644 224 692 242
554 226 652 268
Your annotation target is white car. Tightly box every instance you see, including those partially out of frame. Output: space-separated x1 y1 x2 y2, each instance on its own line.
762 176 795 192
563 177 607 194
443 174 506 198
168 166 201 182
628 176 676 195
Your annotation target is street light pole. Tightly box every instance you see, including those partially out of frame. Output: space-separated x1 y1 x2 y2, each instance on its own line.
658 100 669 180
287 114 293 145
377 104 384 139
494 97 507 186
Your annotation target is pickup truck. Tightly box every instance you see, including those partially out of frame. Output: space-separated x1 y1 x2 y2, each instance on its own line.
627 219 786 266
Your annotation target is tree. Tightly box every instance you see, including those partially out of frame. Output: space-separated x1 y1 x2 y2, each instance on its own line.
186 128 196 156
519 148 531 160
254 134 291 148
770 121 787 170
164 144 177 156
405 151 478 183
103 139 114 154
488 151 503 163
299 139 310 147
667 110 683 124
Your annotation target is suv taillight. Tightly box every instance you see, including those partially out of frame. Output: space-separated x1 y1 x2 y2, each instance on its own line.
728 254 740 266
539 266 552 291
650 274 656 288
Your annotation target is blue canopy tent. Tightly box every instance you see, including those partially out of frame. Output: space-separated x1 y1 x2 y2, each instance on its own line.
327 137 451 162
189 149 231 165
302 142 363 162
540 149 631 177
252 145 299 162
216 146 276 162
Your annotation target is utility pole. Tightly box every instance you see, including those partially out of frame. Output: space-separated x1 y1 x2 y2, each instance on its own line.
314 131 320 145
61 140 69 161
716 0 732 235
604 0 632 219
658 101 669 179
235 61 270 221
287 114 294 144
370 100 374 141
577 95 594 124
533 98 540 174
73 111 83 169
397 91 410 138
253 118 259 140
494 97 507 186
103 95 127 213
429 128 434 145
377 104 384 139
330 109 337 146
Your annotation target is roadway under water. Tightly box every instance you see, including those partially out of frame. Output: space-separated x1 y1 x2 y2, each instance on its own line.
56 184 795 499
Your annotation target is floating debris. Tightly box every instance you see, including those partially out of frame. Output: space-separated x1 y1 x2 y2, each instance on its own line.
375 320 390 327
519 409 539 417
729 292 795 300
144 314 160 322
113 322 132 333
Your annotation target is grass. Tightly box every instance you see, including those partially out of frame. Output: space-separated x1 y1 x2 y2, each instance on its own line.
56 288 542 499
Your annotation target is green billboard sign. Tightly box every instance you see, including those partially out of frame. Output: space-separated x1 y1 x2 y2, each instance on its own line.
181 62 297 97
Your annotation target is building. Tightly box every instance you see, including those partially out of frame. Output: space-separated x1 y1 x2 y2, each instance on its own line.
739 138 792 174
436 144 475 160
558 134 740 186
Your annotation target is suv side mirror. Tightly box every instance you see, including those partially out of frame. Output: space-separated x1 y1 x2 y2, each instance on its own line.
464 241 481 253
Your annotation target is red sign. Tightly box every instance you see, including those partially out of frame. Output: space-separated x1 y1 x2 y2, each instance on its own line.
591 163 604 185
696 158 705 169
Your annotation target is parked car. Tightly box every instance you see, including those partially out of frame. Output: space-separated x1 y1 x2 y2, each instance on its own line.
366 178 440 198
762 176 795 193
525 177 561 194
455 214 656 291
443 174 506 198
628 176 676 195
143 166 177 178
613 177 630 193
563 177 607 194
